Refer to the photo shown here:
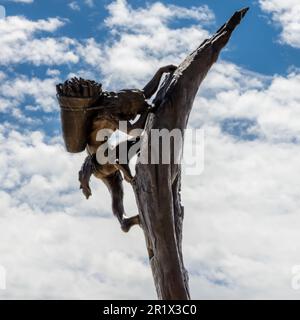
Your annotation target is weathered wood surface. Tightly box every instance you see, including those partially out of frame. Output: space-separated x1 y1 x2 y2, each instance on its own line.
132 8 249 300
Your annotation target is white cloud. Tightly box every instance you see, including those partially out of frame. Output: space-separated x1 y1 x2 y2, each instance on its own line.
84 0 94 7
69 1 80 11
78 0 213 88
182 125 300 299
0 124 154 299
0 97 11 112
0 16 79 65
46 68 60 77
1 96 300 299
105 0 214 30
191 63 300 143
9 0 33 3
259 0 300 48
0 73 60 113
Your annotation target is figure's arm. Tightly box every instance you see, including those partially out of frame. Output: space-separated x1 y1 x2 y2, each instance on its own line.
143 65 177 99
127 109 150 134
117 108 150 136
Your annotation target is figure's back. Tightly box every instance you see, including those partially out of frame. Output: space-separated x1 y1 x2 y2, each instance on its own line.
97 89 147 120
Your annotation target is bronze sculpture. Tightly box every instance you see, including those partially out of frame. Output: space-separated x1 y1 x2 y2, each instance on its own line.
57 65 177 232
57 8 249 299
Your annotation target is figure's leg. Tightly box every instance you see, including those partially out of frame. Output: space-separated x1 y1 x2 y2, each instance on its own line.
111 137 141 183
102 171 140 232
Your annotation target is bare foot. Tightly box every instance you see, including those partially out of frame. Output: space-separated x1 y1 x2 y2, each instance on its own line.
121 215 140 233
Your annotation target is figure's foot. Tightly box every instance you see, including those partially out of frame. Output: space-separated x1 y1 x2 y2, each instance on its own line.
121 215 140 233
124 173 134 184
115 163 134 184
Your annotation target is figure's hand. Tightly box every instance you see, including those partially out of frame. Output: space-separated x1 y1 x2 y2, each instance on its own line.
78 155 95 199
160 65 177 74
79 169 92 199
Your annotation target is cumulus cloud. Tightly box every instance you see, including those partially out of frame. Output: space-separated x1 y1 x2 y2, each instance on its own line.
0 16 78 65
259 0 300 48
192 63 300 143
182 125 300 299
0 73 60 113
105 0 214 30
1 107 300 299
78 0 213 88
0 124 154 299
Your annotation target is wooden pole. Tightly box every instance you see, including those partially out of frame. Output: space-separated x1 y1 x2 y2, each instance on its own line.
132 8 249 300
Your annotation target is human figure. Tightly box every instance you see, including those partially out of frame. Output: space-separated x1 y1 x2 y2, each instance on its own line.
78 65 177 232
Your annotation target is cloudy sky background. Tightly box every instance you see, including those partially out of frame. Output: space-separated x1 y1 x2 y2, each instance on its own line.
0 0 299 299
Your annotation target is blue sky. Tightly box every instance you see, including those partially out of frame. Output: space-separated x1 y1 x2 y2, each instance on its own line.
4 0 300 74
1 0 299 138
0 0 300 299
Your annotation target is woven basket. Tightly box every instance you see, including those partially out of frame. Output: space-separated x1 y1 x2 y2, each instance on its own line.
58 95 99 153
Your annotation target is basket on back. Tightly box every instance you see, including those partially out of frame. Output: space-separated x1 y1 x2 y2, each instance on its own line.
56 78 103 153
